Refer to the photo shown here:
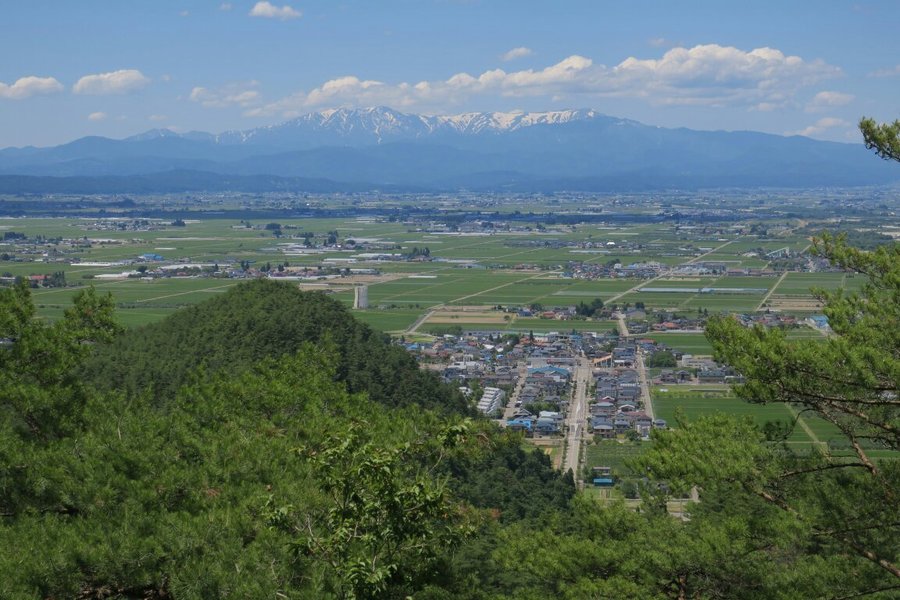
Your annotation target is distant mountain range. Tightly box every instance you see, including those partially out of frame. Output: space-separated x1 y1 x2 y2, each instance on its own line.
1 107 896 192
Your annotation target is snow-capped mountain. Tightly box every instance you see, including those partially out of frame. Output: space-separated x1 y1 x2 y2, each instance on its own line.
0 106 896 191
204 106 619 147
432 108 611 134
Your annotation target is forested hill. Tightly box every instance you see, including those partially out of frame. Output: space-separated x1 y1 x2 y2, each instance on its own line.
83 279 468 414
2 281 576 598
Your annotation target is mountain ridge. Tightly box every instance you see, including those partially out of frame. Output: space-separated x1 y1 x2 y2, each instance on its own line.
1 107 897 191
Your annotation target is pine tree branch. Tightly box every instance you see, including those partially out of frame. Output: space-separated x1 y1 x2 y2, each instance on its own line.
827 584 900 600
778 462 869 479
751 487 900 581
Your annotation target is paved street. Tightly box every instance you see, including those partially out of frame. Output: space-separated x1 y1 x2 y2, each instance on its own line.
618 310 654 419
636 350 654 419
562 355 592 477
501 363 528 421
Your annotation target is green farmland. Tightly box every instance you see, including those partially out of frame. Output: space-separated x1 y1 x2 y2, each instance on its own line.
653 385 814 442
650 384 876 454
0 215 873 337
644 332 714 354
583 440 650 478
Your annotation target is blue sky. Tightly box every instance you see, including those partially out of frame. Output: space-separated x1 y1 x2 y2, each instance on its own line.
2 0 899 147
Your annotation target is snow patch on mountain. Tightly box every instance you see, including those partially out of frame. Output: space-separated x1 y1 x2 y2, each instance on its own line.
238 106 614 143
122 107 622 147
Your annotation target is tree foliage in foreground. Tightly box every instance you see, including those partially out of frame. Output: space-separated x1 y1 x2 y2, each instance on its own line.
860 116 900 162
1 282 574 599
639 236 900 597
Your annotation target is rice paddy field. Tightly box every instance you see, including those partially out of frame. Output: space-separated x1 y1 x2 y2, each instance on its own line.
0 215 857 335
653 385 855 449
652 384 897 461
653 385 796 430
583 440 651 478
644 332 715 355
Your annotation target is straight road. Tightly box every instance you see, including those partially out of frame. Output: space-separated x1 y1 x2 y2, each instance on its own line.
615 312 629 337
635 350 655 419
686 238 739 264
502 363 529 421
406 309 435 334
756 271 788 311
562 355 592 478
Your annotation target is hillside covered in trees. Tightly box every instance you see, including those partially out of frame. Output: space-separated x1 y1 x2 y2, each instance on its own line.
83 280 468 414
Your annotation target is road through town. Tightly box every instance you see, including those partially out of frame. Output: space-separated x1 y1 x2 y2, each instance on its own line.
562 355 592 478
636 351 655 419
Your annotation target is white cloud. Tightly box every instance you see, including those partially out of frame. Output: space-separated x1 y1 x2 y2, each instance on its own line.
148 114 168 121
180 10 190 17
648 37 669 48
0 75 64 100
605 45 839 107
805 90 854 112
501 47 533 62
869 64 900 78
190 82 261 108
786 117 849 138
219 2 233 10
249 1 301 20
87 111 107 121
247 44 841 118
73 69 150 95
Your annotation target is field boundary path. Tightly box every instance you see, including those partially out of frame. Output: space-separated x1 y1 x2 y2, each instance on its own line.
446 271 552 304
785 404 826 448
605 274 663 305
757 271 788 311
406 310 435 334
131 282 238 304
686 238 739 264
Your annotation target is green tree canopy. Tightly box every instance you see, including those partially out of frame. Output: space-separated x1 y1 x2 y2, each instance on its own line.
1 280 576 599
636 235 900 595
860 117 900 162
83 280 470 415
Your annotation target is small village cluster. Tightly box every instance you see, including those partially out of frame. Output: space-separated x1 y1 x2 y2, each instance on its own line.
404 328 745 442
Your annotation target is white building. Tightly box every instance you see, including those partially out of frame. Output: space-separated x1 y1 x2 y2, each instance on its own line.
476 387 506 415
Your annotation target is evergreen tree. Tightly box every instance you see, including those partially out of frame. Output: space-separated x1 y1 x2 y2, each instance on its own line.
860 116 900 162
633 235 900 596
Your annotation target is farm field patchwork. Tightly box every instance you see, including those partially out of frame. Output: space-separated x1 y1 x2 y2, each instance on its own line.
1 216 877 339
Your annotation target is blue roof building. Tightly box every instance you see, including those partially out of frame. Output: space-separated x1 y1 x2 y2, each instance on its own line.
506 418 533 430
